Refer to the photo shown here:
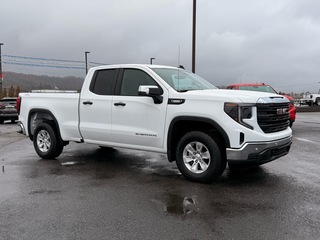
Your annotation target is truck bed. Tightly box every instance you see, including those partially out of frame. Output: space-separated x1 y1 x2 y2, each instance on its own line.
18 92 82 142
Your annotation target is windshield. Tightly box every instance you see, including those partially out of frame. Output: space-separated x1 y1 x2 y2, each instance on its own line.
151 68 217 92
238 85 277 93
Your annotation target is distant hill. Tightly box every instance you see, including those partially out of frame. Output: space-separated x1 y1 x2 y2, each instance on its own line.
2 72 84 92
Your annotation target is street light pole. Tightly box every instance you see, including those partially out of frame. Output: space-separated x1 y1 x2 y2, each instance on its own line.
85 51 90 74
192 0 196 73
150 58 155 64
0 43 4 99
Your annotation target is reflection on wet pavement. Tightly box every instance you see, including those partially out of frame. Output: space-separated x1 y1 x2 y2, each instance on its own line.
29 189 61 195
152 193 199 216
60 161 85 166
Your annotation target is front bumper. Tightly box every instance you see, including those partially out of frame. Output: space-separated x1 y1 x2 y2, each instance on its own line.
226 135 292 165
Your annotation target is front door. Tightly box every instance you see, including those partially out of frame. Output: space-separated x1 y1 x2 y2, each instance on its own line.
112 68 167 149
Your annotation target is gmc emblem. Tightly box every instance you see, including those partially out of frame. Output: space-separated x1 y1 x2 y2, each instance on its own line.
277 108 288 115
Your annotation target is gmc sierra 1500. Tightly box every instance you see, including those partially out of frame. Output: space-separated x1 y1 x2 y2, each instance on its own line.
17 64 292 182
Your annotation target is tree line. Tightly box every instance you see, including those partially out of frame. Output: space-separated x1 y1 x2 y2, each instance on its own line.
1 85 21 98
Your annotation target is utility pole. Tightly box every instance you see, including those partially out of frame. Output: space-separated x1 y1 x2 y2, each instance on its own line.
85 51 90 74
0 43 3 99
192 0 196 73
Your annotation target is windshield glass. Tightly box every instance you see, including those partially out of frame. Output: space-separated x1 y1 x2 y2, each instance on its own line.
238 85 277 93
151 68 217 92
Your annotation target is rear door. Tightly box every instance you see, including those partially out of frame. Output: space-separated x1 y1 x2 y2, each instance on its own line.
79 68 118 144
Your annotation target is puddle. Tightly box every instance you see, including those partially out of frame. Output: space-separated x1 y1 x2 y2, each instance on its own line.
152 193 199 216
145 158 159 163
29 189 61 195
60 161 85 166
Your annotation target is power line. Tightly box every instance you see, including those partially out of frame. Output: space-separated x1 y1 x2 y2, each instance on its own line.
3 54 84 63
276 82 320 89
3 61 84 69
2 54 108 71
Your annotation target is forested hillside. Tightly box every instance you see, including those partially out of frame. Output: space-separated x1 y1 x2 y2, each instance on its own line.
2 72 84 92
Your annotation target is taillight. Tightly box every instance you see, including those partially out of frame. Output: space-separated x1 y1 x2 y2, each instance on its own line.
16 97 21 115
0 103 4 109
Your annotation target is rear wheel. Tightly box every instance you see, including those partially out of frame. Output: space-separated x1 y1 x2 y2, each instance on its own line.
176 131 226 183
33 122 64 159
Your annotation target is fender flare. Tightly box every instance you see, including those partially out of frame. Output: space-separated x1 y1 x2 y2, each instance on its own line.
167 116 230 162
27 108 63 144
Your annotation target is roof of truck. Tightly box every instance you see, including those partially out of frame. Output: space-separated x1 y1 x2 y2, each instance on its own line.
227 83 269 87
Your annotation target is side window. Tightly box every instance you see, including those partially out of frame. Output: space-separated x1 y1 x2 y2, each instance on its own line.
120 69 157 96
90 69 117 95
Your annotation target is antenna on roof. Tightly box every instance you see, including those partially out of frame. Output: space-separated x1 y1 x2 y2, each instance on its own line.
177 45 185 70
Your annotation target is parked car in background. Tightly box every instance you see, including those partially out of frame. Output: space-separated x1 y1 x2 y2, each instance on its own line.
0 97 18 124
226 83 296 127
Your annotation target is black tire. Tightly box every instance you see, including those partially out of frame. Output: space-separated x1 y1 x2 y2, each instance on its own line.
33 122 64 159
175 131 226 183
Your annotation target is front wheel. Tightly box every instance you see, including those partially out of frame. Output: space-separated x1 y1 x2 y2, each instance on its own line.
33 122 64 159
176 131 226 183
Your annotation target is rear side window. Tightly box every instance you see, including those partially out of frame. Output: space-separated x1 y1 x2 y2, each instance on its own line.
90 69 117 95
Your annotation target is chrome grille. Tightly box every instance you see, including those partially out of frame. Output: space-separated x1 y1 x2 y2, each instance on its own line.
257 102 290 133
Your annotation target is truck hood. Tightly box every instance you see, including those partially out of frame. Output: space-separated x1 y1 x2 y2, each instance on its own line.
177 89 288 103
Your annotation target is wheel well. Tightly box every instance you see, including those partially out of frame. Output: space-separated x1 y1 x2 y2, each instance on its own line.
167 118 229 162
28 110 68 146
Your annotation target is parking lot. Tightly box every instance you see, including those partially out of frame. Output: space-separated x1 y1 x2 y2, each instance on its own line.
1 112 319 240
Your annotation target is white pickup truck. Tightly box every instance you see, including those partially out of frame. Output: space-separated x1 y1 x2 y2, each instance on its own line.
304 93 320 106
17 64 292 182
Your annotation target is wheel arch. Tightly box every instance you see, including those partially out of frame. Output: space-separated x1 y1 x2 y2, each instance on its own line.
167 116 230 162
27 109 65 145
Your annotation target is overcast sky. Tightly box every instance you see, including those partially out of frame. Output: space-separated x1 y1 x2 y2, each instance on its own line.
2 0 320 93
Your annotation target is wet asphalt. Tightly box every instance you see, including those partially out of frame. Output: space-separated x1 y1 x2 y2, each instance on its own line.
0 113 319 240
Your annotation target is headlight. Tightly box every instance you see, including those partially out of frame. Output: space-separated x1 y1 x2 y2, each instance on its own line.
224 103 254 130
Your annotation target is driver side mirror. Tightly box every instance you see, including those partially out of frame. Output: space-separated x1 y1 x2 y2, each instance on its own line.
138 86 163 104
